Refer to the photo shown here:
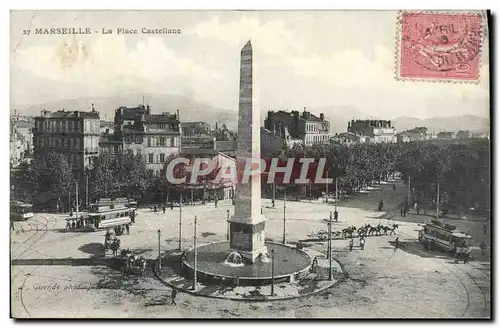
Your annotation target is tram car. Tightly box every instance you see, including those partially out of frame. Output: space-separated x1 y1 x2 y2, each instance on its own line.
94 198 138 216
418 219 471 256
10 201 34 221
66 205 132 233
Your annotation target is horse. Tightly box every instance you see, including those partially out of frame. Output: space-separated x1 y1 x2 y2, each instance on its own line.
390 224 399 235
368 226 378 236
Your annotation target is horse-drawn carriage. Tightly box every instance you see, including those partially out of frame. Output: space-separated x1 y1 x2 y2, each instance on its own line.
119 249 147 276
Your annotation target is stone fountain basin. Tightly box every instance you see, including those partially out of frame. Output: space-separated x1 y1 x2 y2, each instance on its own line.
182 241 312 286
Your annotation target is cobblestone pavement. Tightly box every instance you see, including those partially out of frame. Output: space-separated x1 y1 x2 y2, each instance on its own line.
10 181 491 318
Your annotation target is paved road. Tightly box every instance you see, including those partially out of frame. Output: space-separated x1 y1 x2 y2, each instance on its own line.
10 180 490 318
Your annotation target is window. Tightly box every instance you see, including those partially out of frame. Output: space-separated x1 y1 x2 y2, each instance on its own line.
76 138 81 148
159 137 165 146
137 149 142 157
148 153 154 163
160 153 165 163
147 137 152 147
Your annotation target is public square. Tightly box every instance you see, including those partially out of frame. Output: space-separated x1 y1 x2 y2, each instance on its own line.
10 180 490 318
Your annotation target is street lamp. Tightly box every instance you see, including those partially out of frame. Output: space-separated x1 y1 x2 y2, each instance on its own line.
193 215 198 291
226 209 230 241
270 249 275 296
157 229 162 270
283 188 287 244
328 212 333 281
179 192 183 250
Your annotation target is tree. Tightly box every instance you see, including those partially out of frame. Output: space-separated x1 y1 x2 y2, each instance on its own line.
31 152 74 206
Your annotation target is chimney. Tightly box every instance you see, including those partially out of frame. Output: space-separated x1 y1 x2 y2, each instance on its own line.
177 109 180 121
215 122 218 131
146 104 150 114
91 103 96 112
320 113 324 121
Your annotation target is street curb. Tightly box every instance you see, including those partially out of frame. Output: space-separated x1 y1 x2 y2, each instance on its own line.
153 248 343 302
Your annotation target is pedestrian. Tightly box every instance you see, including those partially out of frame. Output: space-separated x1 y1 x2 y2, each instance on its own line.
126 224 130 235
394 237 399 250
154 205 157 213
393 184 396 191
334 210 338 222
10 221 14 231
349 238 354 252
378 200 384 212
163 206 166 214
400 206 404 217
71 220 76 229
416 202 420 215
311 256 319 273
359 237 365 250
171 289 177 305
171 201 174 210
480 241 486 255
215 198 218 208
463 251 469 264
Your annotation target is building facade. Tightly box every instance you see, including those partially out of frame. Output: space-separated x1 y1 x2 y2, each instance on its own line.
112 105 182 173
347 119 397 143
181 121 212 137
33 109 100 175
397 127 428 143
264 108 331 146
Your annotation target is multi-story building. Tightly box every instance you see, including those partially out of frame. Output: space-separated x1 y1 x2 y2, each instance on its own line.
347 119 397 143
264 108 331 146
436 131 456 140
456 130 472 139
181 121 212 137
397 127 428 143
331 132 367 145
33 108 100 176
112 105 182 173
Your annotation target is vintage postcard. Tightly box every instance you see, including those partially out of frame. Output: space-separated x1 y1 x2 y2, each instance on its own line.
10 10 491 319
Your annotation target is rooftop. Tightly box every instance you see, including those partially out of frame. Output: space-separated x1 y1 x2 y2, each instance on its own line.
36 110 100 119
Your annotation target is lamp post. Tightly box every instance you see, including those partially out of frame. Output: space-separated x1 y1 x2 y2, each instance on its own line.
309 180 312 202
193 215 198 290
271 249 275 296
328 211 333 281
272 182 276 207
157 229 161 270
179 192 183 250
283 188 287 244
226 209 230 241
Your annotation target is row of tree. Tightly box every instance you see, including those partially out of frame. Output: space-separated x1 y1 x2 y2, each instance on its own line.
12 138 490 214
271 139 490 213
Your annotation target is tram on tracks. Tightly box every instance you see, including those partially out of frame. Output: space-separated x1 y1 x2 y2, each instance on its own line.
418 219 471 256
95 198 138 216
66 204 133 233
10 201 34 221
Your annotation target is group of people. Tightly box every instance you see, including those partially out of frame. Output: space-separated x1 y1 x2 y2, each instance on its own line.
349 236 365 251
66 216 89 230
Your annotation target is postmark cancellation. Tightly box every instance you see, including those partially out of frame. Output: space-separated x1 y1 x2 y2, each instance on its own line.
395 11 486 83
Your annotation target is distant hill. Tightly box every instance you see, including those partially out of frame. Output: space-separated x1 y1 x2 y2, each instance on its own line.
16 94 239 130
15 95 489 134
392 115 490 133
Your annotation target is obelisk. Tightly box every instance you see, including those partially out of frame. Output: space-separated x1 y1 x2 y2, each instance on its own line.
228 40 268 263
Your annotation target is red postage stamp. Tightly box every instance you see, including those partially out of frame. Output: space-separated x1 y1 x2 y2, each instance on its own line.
396 11 484 82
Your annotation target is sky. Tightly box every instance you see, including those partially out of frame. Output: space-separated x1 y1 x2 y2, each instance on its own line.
10 10 490 119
